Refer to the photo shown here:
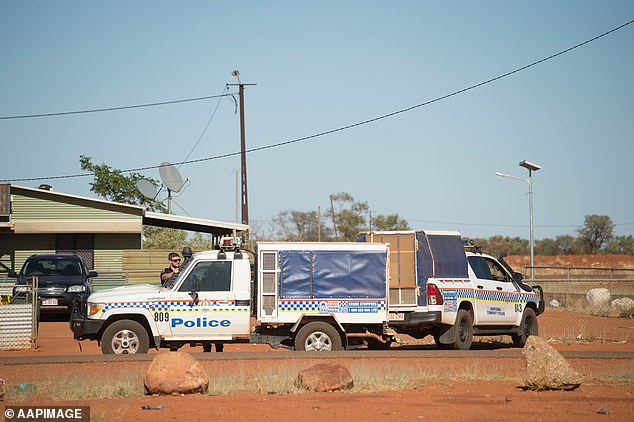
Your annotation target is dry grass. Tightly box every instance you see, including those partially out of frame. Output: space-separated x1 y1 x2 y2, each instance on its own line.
7 372 146 402
5 356 633 402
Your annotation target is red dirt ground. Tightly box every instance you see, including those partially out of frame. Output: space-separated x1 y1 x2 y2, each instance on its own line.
2 309 633 421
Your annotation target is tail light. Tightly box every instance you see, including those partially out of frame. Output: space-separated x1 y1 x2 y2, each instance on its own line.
427 283 444 306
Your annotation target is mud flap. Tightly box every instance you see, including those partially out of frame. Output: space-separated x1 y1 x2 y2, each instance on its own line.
436 325 456 344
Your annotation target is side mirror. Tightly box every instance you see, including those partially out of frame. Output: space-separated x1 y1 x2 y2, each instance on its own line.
8 271 18 278
87 271 98 278
188 290 199 307
512 272 523 283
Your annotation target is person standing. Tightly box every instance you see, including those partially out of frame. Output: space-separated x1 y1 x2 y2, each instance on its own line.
160 252 181 286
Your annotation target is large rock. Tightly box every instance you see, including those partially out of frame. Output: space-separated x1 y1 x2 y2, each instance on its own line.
611 297 634 313
296 364 353 392
144 352 208 395
522 336 582 391
586 288 611 307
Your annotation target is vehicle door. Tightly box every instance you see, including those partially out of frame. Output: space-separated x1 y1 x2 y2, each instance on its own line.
169 259 240 338
467 256 516 324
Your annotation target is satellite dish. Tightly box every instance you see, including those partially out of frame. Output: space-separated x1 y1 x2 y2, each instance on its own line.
159 162 185 193
136 179 158 200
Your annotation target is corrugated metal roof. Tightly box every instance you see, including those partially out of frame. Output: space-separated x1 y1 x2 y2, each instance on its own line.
8 185 246 235
143 211 248 234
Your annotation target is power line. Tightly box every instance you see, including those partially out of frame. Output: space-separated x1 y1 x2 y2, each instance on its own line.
179 85 229 166
0 92 231 120
3 18 633 183
407 218 634 229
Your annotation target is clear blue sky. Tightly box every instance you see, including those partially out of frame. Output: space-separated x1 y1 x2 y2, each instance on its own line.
1 1 633 240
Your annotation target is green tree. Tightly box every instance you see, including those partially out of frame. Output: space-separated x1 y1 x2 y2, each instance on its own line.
535 238 558 256
372 214 410 231
577 214 615 254
605 235 634 255
327 192 369 241
272 210 332 241
81 156 197 249
484 235 528 257
188 232 214 250
554 235 578 255
142 226 187 249
80 156 166 212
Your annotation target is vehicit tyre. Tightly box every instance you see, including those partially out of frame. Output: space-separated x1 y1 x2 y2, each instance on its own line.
511 308 538 347
448 309 473 350
295 322 342 351
101 320 149 354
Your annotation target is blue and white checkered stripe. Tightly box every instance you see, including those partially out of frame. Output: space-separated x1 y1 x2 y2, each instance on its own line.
510 292 538 304
439 287 536 305
476 290 508 302
278 299 387 312
439 288 476 300
102 300 247 313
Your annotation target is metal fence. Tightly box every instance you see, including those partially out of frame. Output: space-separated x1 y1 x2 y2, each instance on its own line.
90 270 160 291
525 265 634 280
517 263 634 344
0 279 39 351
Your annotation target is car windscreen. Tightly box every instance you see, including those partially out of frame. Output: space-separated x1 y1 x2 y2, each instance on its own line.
23 258 83 276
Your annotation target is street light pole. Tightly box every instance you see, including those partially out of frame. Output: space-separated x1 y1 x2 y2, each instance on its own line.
496 160 541 279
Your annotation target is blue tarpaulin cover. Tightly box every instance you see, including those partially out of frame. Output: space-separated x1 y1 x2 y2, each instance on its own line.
279 250 386 299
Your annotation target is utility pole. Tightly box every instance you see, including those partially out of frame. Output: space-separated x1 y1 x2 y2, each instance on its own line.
317 206 321 242
227 70 256 226
330 194 338 241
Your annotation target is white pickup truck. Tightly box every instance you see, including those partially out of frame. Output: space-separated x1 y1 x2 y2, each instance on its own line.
71 241 392 354
357 230 544 350
70 232 544 354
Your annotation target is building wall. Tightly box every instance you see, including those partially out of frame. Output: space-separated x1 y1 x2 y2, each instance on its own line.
10 189 142 234
1 187 144 278
95 233 141 273
0 233 56 274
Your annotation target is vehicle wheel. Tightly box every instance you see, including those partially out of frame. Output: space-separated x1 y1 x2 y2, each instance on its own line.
215 342 224 352
366 338 392 350
448 309 473 350
512 308 538 347
101 320 149 355
203 343 212 352
295 322 342 351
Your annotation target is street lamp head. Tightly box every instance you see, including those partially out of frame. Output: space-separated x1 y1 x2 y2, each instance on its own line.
519 160 541 171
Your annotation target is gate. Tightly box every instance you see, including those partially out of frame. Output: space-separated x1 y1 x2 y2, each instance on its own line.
0 277 39 351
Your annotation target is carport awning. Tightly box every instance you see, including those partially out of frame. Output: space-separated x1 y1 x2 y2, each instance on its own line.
143 211 248 235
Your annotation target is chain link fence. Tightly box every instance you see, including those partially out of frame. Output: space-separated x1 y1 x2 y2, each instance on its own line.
523 265 634 344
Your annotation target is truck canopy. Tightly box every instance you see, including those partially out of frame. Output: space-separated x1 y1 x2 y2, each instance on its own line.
416 230 469 280
357 230 468 306
258 242 388 300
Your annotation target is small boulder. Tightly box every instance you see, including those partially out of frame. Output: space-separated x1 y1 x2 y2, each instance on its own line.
586 288 611 307
611 297 634 313
548 299 560 307
522 336 582 391
144 352 208 395
296 364 353 392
